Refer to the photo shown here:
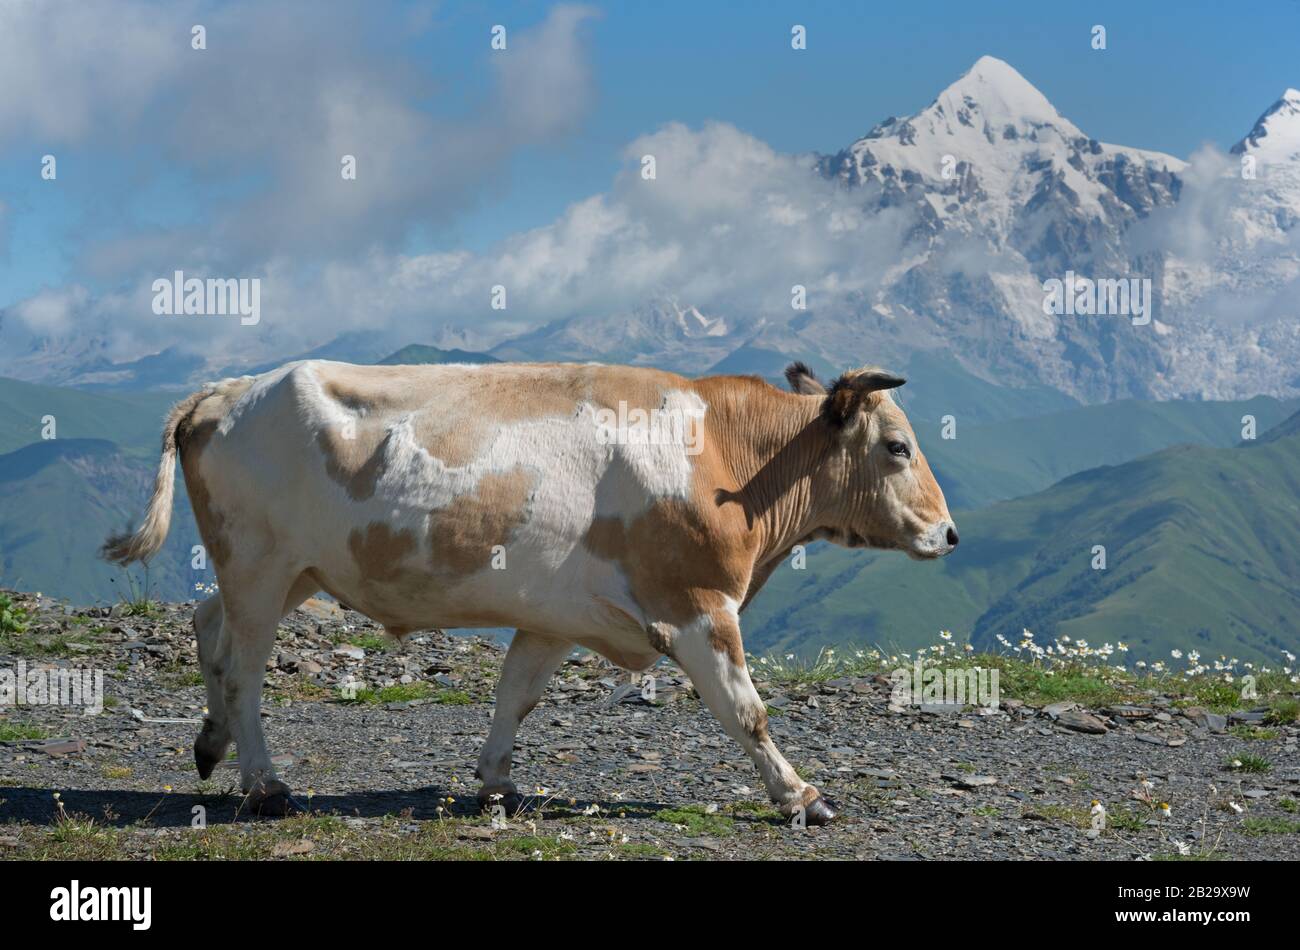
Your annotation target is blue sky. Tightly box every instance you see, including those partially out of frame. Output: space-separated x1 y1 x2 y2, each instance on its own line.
1 0 1297 345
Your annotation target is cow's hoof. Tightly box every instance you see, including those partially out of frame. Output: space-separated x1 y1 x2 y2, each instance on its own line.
252 792 303 818
803 796 839 826
245 780 302 818
194 744 220 781
478 790 525 817
193 720 229 781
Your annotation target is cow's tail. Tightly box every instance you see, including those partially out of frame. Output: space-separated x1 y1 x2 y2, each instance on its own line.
101 389 210 565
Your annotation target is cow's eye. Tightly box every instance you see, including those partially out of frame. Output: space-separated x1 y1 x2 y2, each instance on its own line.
886 440 910 458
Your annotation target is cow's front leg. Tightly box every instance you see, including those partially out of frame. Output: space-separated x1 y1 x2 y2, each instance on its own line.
665 598 837 825
476 629 571 815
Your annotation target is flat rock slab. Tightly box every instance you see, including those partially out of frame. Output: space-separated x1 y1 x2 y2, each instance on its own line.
1056 710 1109 734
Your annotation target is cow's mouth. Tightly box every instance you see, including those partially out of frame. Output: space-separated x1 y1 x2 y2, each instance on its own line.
906 546 946 560
847 531 898 550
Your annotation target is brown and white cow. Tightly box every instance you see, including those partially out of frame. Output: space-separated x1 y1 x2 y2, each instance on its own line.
104 359 957 823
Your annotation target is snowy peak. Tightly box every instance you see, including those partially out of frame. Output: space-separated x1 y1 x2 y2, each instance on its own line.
855 55 1076 149
669 300 729 338
819 55 1184 253
928 55 1070 134
1232 88 1300 159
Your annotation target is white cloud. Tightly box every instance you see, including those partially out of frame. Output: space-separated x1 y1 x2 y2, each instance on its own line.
1 4 922 377
6 107 919 372
0 1 600 268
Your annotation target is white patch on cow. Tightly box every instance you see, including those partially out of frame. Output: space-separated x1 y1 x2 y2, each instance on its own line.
667 596 812 810
217 361 304 435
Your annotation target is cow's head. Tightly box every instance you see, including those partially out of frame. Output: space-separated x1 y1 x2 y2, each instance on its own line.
786 362 958 560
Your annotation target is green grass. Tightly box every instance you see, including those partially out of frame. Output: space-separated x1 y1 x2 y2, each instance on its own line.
0 721 50 741
1267 699 1299 725
340 682 432 705
333 632 391 653
724 801 783 821
654 805 735 837
0 593 30 635
1227 725 1280 741
336 682 472 706
429 689 473 705
1241 817 1300 836
1024 802 1148 833
1227 753 1272 774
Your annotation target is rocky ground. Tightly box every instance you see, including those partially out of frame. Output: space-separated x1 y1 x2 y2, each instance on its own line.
1 589 1298 861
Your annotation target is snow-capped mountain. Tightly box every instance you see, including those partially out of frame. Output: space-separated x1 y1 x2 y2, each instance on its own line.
818 56 1184 252
753 57 1299 402
1155 88 1300 399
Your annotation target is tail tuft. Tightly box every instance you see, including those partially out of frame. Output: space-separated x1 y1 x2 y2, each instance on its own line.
100 390 209 566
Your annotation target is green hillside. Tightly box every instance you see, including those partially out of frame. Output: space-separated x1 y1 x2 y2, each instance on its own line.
0 439 209 604
923 395 1299 509
744 414 1300 666
0 377 176 459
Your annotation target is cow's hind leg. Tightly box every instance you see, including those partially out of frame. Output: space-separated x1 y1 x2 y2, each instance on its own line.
476 629 571 816
214 566 313 816
194 573 318 784
666 599 836 825
193 593 231 779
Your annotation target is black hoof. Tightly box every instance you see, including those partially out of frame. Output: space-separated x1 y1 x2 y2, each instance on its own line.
803 796 839 826
249 792 304 818
195 745 219 780
194 721 226 780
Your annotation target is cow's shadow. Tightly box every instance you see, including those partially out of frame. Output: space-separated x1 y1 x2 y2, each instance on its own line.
0 784 671 828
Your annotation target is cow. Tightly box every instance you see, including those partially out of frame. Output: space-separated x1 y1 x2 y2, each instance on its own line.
103 359 957 823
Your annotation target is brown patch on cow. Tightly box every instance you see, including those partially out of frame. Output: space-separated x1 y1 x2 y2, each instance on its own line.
582 516 626 561
707 614 746 668
646 621 675 656
316 426 388 501
795 784 821 808
583 500 757 667
348 522 418 582
429 468 533 577
173 383 255 571
738 696 770 742
182 467 233 569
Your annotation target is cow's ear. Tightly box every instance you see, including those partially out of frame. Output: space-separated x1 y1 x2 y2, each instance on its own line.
821 370 906 429
784 361 826 395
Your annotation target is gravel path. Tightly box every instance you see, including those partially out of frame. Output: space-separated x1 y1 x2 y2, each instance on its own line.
2 591 1298 860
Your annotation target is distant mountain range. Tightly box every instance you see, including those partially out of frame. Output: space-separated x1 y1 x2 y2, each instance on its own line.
5 57 1300 408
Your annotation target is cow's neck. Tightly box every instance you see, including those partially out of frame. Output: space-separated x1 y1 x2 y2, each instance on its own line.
699 380 832 567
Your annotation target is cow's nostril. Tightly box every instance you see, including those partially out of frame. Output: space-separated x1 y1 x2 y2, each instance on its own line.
946 526 959 547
